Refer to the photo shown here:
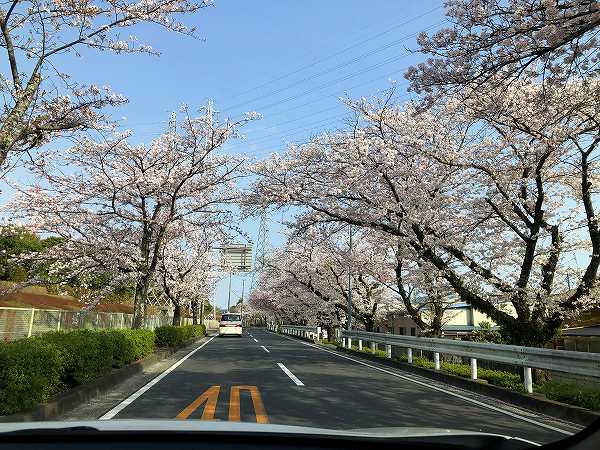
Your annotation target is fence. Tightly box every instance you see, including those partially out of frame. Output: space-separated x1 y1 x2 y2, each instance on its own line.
0 307 175 342
338 329 600 394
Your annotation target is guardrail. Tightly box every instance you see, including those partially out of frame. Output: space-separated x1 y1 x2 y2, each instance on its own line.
278 324 322 341
341 329 600 394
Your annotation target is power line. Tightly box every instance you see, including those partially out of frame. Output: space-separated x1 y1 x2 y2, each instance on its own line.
225 83 414 154
220 20 445 114
221 5 443 103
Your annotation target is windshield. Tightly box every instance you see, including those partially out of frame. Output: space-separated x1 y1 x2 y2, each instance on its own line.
0 0 597 447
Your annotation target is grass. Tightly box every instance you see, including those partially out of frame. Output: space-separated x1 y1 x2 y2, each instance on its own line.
319 339 340 346
537 382 600 411
393 354 524 391
344 346 600 411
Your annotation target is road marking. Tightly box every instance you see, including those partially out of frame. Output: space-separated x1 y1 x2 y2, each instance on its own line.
277 362 304 386
253 338 258 342
274 333 574 436
261 345 270 353
229 386 269 423
98 336 215 420
176 386 220 420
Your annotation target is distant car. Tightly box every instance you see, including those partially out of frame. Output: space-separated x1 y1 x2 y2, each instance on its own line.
219 313 243 337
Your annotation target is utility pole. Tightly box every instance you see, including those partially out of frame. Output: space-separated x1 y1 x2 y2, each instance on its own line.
227 271 232 311
241 278 245 319
347 224 353 331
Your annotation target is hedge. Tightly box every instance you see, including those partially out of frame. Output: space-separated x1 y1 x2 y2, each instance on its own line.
41 330 115 384
0 328 157 415
154 324 206 348
0 338 65 414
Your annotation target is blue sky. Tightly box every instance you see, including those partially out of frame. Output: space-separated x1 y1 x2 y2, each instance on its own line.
5 1 447 309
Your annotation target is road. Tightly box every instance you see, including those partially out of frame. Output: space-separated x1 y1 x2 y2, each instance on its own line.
99 327 575 444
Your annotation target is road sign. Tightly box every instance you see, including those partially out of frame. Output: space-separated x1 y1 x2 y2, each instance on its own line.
221 244 253 272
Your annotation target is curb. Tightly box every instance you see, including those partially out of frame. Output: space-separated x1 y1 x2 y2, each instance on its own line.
0 335 208 423
332 345 600 427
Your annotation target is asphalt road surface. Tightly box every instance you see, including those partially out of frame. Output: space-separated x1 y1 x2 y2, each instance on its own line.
99 328 577 444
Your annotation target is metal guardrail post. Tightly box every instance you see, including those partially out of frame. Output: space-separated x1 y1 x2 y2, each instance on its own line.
342 337 346 347
407 348 413 364
386 344 392 358
347 337 352 349
434 352 440 371
470 358 477 380
524 367 533 393
358 339 363 350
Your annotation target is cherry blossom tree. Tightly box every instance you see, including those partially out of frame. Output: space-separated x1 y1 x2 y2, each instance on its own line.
366 234 457 337
0 0 213 171
10 104 254 327
155 225 220 326
248 224 396 337
248 80 600 346
405 0 600 96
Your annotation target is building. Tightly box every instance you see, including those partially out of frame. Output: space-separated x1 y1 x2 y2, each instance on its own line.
377 301 512 337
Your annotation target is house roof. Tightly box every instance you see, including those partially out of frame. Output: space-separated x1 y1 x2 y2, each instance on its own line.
562 325 600 337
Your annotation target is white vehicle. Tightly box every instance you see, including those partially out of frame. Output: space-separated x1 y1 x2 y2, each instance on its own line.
219 313 243 336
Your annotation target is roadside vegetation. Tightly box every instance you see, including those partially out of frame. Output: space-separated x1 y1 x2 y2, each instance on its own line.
339 344 600 412
0 325 206 415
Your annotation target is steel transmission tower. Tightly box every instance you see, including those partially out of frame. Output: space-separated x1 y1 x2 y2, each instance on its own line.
250 210 271 290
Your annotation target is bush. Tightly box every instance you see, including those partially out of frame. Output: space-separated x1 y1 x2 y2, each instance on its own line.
101 329 155 367
0 327 169 415
440 361 472 378
154 324 206 348
479 368 524 392
0 338 66 414
538 382 600 411
42 330 114 384
320 339 340 346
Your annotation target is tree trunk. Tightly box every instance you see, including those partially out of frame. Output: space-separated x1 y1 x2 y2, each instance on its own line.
324 324 334 342
191 299 199 325
0 73 42 169
172 303 182 326
132 276 150 329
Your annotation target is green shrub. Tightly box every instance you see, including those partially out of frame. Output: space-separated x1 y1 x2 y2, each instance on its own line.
154 325 180 347
320 339 340 346
373 349 388 358
479 368 524 392
440 361 472 378
42 330 114 384
0 338 66 414
101 329 155 367
538 382 600 411
154 324 206 347
412 356 436 369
